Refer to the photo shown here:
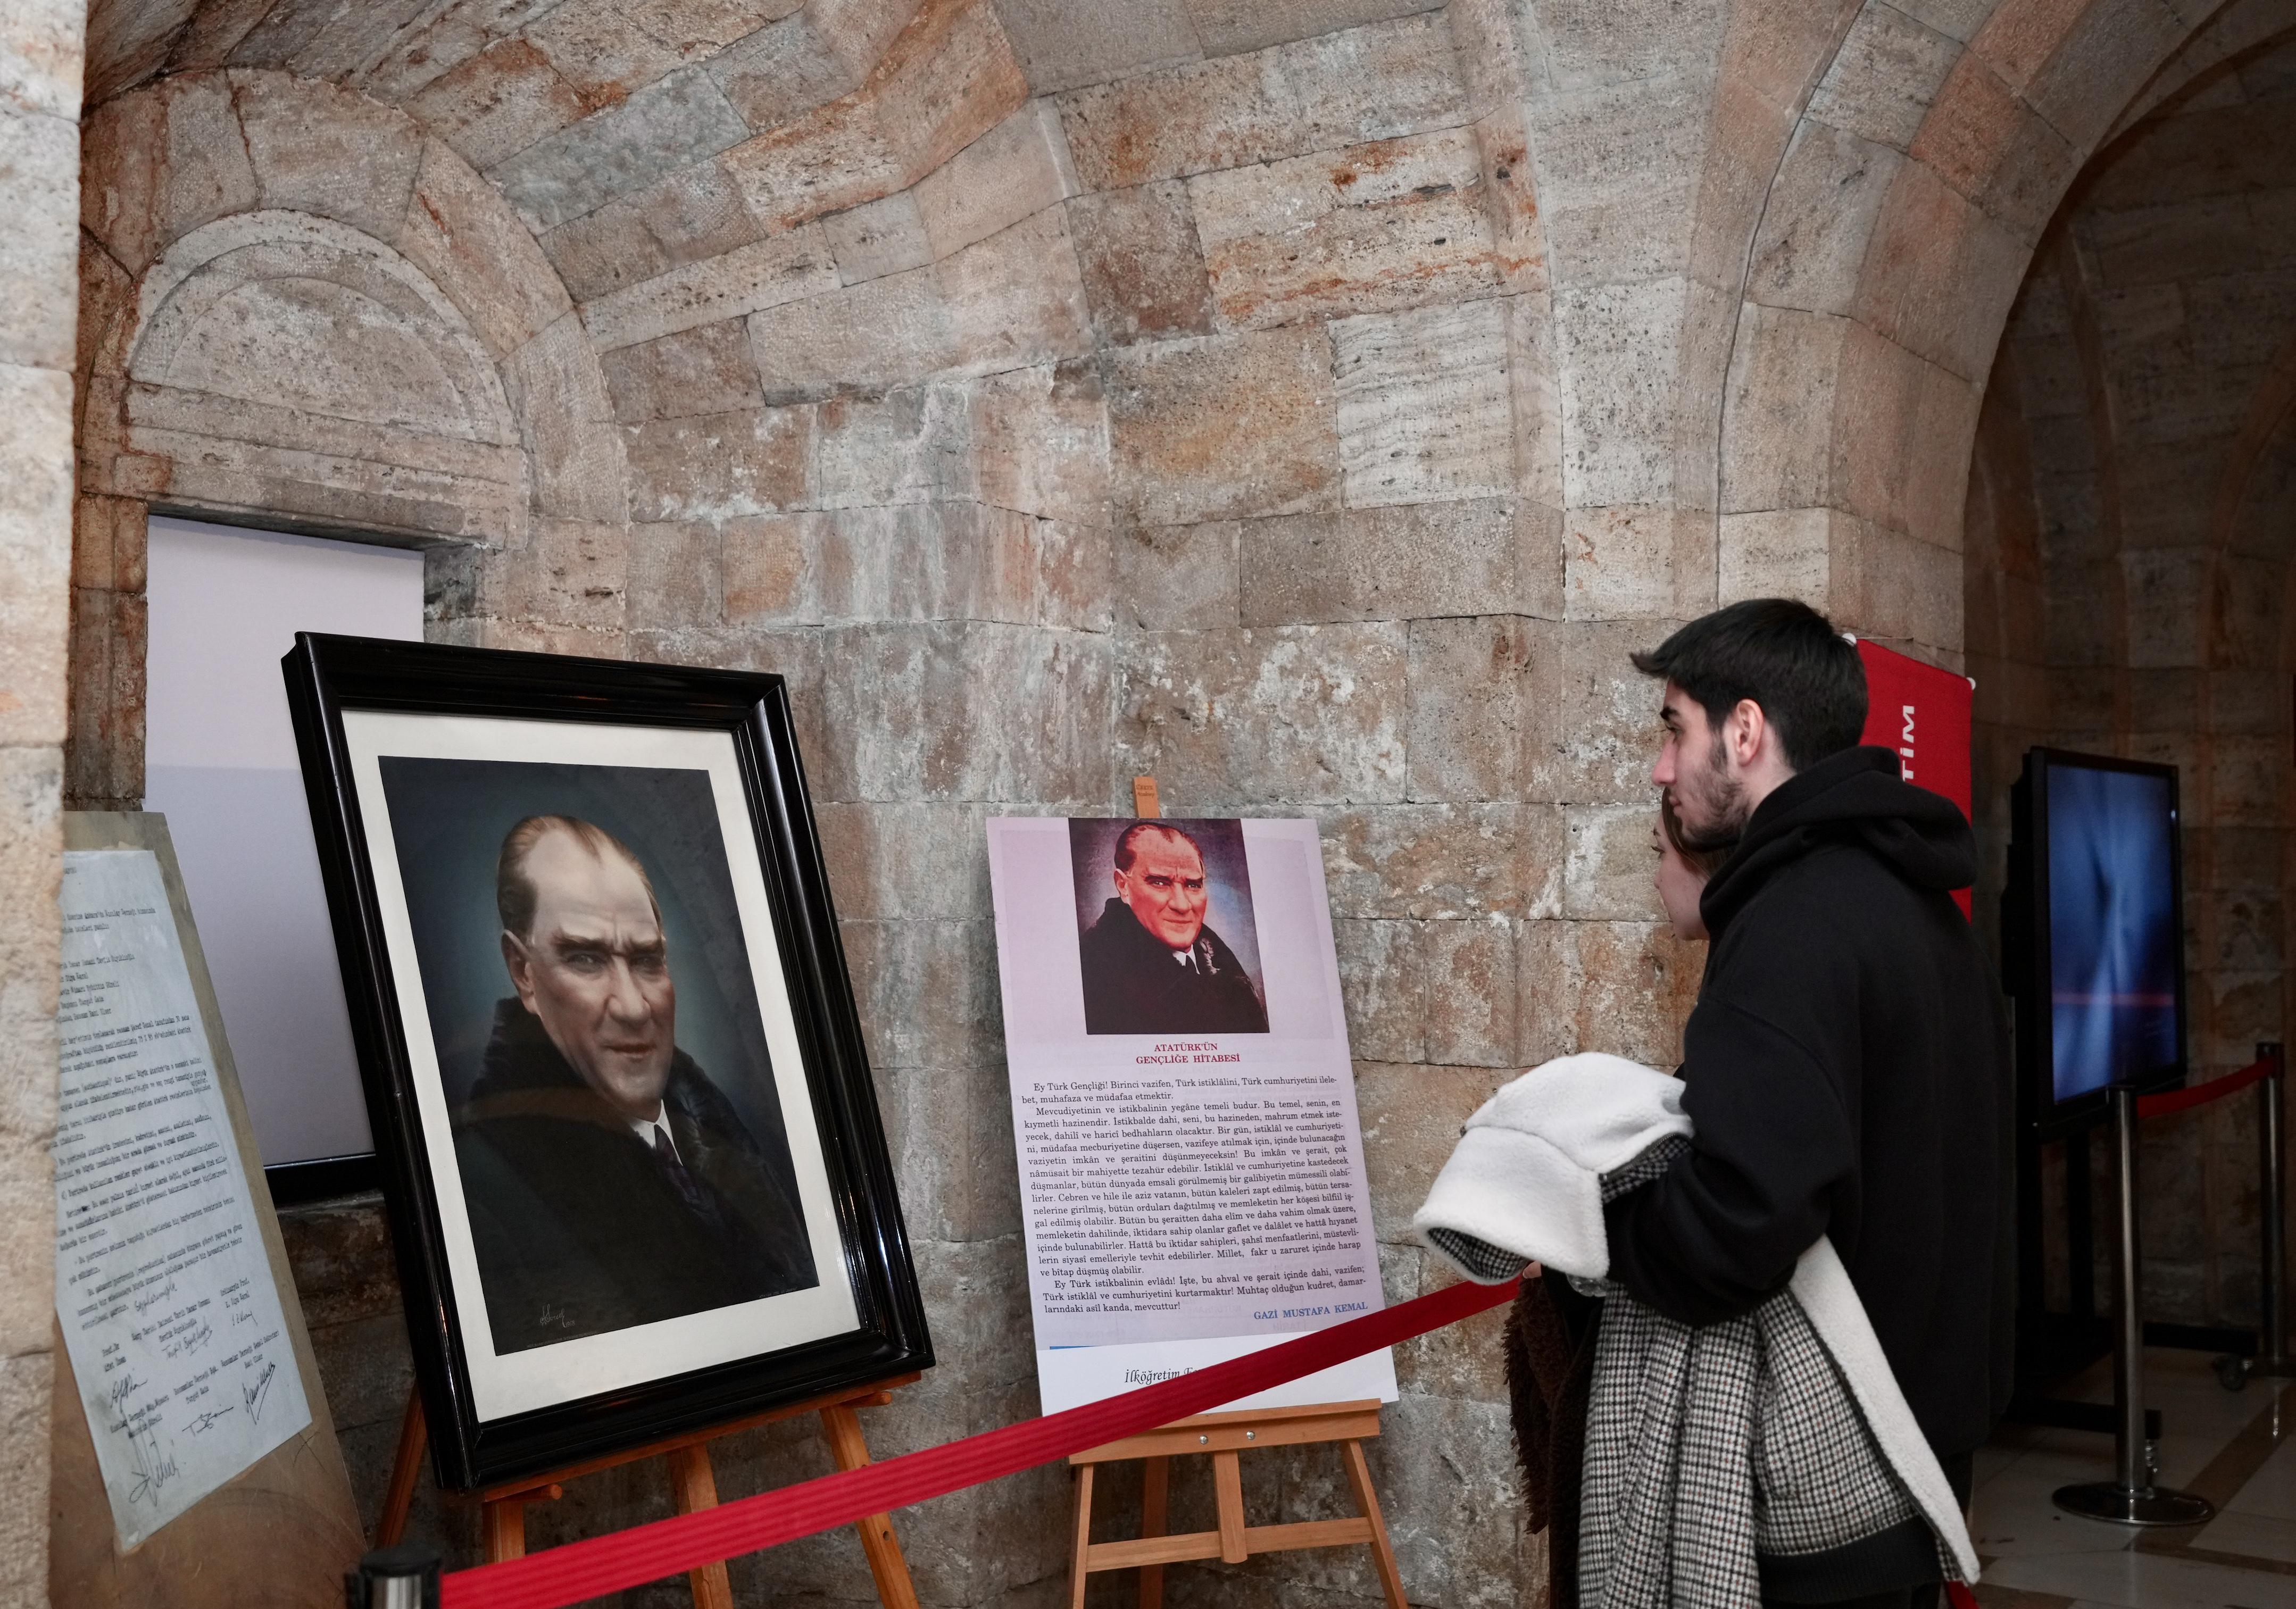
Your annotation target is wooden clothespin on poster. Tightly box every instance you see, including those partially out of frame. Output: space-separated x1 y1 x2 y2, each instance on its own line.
1132 776 1161 819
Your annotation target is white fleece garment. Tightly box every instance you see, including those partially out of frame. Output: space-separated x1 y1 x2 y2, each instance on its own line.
1411 1054 1979 1584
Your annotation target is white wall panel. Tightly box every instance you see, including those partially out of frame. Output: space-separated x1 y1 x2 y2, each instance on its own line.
146 516 425 1168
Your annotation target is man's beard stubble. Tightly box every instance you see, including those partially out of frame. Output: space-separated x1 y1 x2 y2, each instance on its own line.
1674 731 1750 856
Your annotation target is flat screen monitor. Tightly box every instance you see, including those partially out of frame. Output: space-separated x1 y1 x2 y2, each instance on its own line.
2009 748 2186 1128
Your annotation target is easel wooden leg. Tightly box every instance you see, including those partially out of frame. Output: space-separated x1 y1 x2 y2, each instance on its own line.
376 1390 427 1549
1341 1440 1407 1609
483 1494 528 1564
383 1372 925 1599
1070 1405 1400 1606
1137 1455 1169 1609
819 1400 922 1609
1069 1463 1095 1609
480 1481 562 1566
667 1444 736 1609
1210 1448 1247 1564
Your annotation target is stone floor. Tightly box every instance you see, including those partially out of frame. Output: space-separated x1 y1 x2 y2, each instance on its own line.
1971 1348 2296 1608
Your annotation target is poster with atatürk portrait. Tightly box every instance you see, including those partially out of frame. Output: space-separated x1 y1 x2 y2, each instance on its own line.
987 814 1392 1416
285 636 928 1488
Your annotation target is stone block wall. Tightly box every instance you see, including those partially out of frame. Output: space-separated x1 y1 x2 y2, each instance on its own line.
0 0 85 1600
26 0 2291 1602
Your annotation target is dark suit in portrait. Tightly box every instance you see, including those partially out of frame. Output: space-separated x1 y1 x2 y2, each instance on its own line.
1079 897 1269 1036
454 1000 817 1353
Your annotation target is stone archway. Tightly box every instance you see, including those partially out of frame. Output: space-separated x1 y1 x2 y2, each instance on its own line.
1430 0 2274 669
1953 12 2296 1324
76 68 623 544
45 0 2296 1597
91 209 527 539
1712 0 2296 664
69 68 628 807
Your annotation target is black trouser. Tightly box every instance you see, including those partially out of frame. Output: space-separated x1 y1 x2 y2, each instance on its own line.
1760 1454 1970 1608
1765 1589 1937 1609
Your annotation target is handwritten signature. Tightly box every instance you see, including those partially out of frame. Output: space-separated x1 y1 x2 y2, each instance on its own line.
242 1360 277 1424
538 1303 579 1332
188 1403 237 1435
124 1429 179 1508
131 1280 178 1317
105 1372 146 1411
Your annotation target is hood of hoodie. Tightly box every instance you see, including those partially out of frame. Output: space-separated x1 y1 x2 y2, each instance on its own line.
1698 746 1974 939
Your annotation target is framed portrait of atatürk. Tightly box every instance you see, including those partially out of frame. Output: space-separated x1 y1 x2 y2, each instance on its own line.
282 635 929 1488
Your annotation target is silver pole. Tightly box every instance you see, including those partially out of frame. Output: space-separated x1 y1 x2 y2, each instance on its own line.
2053 1086 2215 1525
2112 1085 2147 1491
2262 1045 2290 1374
345 1544 440 1609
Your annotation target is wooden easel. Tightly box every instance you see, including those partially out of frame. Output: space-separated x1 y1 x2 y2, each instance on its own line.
1067 1399 1404 1609
375 1371 925 1609
1064 782 1402 1609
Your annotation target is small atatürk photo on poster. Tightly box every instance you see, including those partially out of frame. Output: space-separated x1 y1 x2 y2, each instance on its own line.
380 759 816 1354
1068 818 1268 1036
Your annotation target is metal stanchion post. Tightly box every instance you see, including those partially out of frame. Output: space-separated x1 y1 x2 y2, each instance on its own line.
2053 1086 2215 1525
346 1543 442 1609
2260 1043 2293 1378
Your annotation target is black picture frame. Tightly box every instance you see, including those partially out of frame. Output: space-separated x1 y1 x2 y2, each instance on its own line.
282 633 930 1489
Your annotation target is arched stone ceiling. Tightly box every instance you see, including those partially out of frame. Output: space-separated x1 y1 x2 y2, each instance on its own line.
71 0 2285 679
1968 16 2296 691
1712 0 2296 656
77 70 619 545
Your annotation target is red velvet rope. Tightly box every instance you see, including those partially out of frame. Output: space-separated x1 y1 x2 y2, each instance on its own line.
2136 1054 2278 1120
442 1274 1521 1609
427 1052 2288 1609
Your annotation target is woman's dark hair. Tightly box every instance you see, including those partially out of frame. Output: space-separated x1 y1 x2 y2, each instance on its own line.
1659 791 1732 880
1630 598 1868 771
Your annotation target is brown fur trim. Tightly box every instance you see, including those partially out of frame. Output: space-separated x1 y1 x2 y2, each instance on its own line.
1502 1277 1601 1609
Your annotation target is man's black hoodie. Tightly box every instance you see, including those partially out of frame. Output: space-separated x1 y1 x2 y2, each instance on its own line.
1604 746 2016 1464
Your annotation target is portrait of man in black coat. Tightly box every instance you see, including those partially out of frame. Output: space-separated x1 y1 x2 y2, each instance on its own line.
1078 821 1269 1036
453 814 816 1353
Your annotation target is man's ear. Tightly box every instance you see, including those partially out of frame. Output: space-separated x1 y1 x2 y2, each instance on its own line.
502 930 540 1012
1725 698 1769 769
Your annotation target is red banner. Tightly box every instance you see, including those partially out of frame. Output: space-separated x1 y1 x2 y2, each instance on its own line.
1854 639 1974 916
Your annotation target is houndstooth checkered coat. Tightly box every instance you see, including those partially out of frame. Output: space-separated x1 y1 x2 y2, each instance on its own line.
1415 1056 1978 1609
1578 1140 1953 1608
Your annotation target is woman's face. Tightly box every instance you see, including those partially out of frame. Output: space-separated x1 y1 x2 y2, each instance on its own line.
1653 821 1709 941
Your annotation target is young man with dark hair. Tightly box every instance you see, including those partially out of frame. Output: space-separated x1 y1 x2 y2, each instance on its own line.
1613 598 2014 1608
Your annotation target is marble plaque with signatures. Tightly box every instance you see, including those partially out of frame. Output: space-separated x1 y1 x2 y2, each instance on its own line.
55 849 311 1549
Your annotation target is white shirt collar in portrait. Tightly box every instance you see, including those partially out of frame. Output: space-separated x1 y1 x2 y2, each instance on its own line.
632 1110 679 1161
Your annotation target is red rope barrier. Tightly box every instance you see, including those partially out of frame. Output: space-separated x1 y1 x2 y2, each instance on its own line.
442 1274 1521 1609
2137 1055 2276 1120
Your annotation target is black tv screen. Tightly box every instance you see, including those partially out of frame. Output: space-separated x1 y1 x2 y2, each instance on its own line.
2010 749 2185 1124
